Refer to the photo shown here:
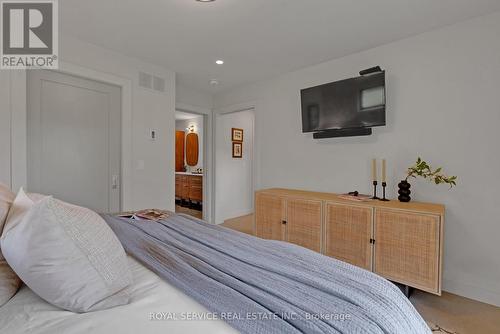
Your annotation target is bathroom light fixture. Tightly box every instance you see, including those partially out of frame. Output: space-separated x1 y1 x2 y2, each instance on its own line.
215 60 224 65
196 0 215 2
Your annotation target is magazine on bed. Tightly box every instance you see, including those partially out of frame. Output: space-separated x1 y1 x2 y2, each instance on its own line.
116 209 172 221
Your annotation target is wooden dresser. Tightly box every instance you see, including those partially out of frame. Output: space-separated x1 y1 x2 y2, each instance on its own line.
255 188 445 295
175 174 203 202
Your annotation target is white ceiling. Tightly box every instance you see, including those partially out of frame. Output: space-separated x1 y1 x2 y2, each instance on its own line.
60 0 500 94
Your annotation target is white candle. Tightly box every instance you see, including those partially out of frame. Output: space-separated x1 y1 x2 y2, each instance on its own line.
382 159 387 183
372 159 377 181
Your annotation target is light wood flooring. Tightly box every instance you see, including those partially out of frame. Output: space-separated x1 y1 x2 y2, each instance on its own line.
221 214 500 334
223 214 254 234
175 204 203 219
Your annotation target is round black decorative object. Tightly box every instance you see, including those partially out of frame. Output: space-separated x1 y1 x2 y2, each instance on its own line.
398 180 412 202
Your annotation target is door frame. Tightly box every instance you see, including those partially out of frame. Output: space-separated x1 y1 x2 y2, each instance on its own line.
16 61 133 210
27 69 122 212
212 101 257 224
176 102 212 222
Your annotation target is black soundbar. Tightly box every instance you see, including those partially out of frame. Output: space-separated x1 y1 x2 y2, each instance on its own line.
313 127 372 139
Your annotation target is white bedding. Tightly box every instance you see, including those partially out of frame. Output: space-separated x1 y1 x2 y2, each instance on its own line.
0 257 237 334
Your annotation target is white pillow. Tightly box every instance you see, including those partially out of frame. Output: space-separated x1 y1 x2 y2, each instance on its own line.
0 183 22 307
27 192 47 203
1 189 132 312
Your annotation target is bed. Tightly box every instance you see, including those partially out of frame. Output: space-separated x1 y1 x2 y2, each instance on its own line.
0 212 431 334
0 256 237 334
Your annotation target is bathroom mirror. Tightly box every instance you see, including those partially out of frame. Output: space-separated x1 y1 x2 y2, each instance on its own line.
186 132 199 166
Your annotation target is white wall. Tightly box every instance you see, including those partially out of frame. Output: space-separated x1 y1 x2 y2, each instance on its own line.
0 73 11 187
175 116 204 170
0 34 176 211
0 71 26 191
176 83 213 110
214 12 500 306
215 110 254 224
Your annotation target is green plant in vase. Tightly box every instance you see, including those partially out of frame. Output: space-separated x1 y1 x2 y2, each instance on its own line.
398 157 457 202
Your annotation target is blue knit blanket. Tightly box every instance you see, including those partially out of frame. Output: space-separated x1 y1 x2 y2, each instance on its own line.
102 213 430 334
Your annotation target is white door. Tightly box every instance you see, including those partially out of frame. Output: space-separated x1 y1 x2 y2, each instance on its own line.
27 70 121 213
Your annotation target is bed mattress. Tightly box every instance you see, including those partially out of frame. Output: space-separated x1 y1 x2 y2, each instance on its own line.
0 256 237 334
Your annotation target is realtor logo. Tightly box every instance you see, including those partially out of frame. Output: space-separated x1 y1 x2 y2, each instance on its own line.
1 0 58 69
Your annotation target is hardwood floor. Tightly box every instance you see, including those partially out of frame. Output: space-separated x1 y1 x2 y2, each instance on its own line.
412 290 500 334
221 214 500 334
175 204 202 219
223 214 254 235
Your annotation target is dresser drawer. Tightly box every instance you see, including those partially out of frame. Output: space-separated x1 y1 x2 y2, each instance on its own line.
189 185 203 201
189 175 202 186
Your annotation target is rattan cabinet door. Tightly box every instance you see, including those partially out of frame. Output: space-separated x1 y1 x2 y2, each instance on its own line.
324 203 373 270
255 193 286 241
286 199 322 252
374 209 440 293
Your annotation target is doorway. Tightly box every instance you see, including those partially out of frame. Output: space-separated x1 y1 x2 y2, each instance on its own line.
214 108 255 225
175 111 206 219
27 70 121 213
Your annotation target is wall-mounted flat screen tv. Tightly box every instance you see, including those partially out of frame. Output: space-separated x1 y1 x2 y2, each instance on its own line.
301 71 386 133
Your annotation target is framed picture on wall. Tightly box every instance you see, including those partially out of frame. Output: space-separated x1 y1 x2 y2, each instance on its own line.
232 142 243 158
231 128 244 142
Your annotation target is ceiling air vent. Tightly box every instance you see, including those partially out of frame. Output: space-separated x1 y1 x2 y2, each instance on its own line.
138 72 166 93
139 72 153 89
153 76 165 93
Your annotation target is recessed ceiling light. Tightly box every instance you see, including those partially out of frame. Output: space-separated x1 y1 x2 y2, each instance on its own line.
209 79 219 86
215 60 224 65
196 0 215 2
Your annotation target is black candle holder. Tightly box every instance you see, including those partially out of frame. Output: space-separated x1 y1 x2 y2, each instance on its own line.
379 182 390 201
371 181 379 199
